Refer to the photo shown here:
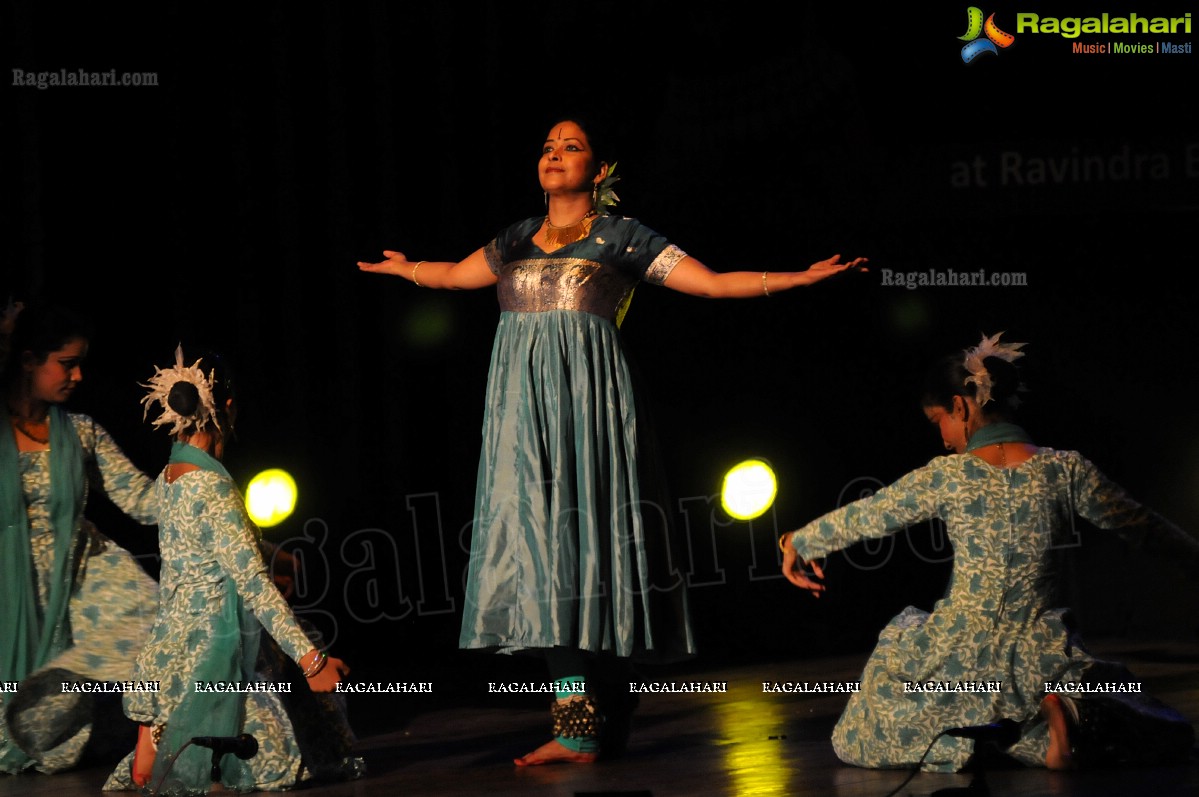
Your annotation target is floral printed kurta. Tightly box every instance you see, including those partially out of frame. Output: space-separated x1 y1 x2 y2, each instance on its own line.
1 414 158 773
790 449 1198 772
104 468 314 792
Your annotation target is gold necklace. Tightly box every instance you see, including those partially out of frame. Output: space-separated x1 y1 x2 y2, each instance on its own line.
544 210 596 248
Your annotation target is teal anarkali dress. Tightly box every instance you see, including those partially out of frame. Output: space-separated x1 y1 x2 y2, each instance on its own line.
789 441 1197 772
459 215 694 661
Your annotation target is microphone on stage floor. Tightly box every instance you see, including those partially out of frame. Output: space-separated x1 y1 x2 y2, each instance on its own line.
885 720 1022 797
941 719 1021 746
190 734 259 760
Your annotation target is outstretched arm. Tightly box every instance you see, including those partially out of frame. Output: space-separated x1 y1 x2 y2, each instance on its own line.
87 418 159 525
1071 454 1199 567
662 254 867 298
206 476 349 691
779 462 942 595
357 247 498 290
781 538 827 597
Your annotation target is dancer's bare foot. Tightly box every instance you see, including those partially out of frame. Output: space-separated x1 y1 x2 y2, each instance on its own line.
1041 694 1075 770
513 738 599 767
132 724 157 787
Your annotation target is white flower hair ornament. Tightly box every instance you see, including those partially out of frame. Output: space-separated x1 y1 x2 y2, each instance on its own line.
963 331 1026 407
140 344 220 436
593 161 621 215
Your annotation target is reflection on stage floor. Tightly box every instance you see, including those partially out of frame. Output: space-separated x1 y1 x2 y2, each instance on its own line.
2 639 1196 797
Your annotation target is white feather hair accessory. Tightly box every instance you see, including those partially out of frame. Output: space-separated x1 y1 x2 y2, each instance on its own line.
963 331 1026 407
140 344 220 436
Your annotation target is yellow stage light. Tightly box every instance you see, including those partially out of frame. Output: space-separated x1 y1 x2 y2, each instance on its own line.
246 469 297 528
721 459 777 521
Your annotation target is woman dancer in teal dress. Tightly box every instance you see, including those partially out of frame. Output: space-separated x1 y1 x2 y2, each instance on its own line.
1 301 160 774
359 116 866 764
781 333 1197 772
103 347 356 794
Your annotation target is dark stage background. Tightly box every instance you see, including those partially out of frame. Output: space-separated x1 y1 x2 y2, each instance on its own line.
4 1 1198 725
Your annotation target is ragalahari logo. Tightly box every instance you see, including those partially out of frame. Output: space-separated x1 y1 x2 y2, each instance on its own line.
959 7 1016 62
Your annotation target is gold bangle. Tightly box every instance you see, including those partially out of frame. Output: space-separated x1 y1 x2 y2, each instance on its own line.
762 271 770 297
412 260 426 287
302 651 328 678
779 533 791 553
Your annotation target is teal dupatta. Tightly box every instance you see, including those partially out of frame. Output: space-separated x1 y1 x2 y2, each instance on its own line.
0 406 84 771
965 421 1034 452
151 442 261 795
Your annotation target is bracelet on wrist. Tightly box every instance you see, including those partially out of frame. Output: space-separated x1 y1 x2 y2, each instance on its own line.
302 651 328 678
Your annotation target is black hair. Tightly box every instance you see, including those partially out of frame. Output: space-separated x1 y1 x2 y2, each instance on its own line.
3 301 94 386
163 346 237 436
921 351 1024 419
166 381 201 418
8 301 93 362
197 348 236 416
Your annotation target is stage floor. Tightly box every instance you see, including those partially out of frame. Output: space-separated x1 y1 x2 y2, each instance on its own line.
3 639 1197 797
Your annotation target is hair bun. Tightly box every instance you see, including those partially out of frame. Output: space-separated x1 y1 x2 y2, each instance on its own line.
166 381 201 418
982 355 1020 404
